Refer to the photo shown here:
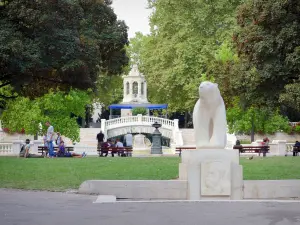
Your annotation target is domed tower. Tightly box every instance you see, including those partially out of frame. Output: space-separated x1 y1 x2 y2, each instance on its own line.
122 65 149 104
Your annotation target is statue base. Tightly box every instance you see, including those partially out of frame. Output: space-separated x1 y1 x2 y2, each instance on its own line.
178 149 243 200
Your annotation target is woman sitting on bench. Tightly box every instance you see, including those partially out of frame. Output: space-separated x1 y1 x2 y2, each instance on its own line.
57 141 86 158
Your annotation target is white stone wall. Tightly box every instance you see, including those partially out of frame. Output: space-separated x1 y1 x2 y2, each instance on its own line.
237 132 300 142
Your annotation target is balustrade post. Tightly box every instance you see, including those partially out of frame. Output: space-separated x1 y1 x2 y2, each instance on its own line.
12 140 23 156
32 140 43 154
173 119 179 131
137 114 143 123
101 119 107 141
277 140 287 156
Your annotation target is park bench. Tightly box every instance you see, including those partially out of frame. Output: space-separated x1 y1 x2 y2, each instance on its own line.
97 147 133 157
293 146 300 156
233 145 270 157
38 146 74 155
175 147 196 157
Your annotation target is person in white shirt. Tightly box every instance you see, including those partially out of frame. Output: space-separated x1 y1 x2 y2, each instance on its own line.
115 138 125 157
45 121 55 158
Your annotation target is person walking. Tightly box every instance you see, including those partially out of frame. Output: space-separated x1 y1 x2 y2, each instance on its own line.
45 121 55 158
96 130 104 151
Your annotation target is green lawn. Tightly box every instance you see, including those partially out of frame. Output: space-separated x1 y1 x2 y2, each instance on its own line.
0 156 300 191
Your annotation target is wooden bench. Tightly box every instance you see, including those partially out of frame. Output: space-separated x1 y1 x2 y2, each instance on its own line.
38 146 74 155
293 146 300 156
233 145 270 157
97 147 133 157
175 147 196 157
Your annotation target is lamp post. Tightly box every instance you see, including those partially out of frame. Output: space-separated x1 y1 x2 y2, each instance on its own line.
151 121 162 154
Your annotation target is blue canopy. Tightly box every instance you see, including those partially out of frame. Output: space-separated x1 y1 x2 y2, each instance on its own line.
109 104 168 110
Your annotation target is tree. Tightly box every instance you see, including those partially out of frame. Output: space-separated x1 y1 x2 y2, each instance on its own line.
130 0 243 112
279 83 300 112
0 0 128 101
227 98 291 136
1 90 91 141
94 74 123 107
234 0 300 106
132 107 147 116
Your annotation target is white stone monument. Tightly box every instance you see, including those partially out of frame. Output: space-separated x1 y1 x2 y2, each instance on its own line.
179 81 243 200
121 65 149 117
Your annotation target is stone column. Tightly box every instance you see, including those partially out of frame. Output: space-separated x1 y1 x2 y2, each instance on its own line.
145 82 148 100
277 141 287 156
32 140 43 154
138 81 141 97
101 119 107 141
12 140 23 156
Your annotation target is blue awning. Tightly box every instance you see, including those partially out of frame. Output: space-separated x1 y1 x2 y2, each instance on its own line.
109 104 168 109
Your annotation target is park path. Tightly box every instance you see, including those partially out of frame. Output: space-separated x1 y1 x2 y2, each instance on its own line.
1 189 300 225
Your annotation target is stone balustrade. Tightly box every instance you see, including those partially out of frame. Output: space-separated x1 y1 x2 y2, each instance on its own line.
101 115 183 146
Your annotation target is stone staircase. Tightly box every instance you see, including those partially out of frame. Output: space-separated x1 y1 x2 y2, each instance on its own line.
78 128 100 147
180 129 196 147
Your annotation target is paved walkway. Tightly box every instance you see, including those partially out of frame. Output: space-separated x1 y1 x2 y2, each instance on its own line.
1 189 300 225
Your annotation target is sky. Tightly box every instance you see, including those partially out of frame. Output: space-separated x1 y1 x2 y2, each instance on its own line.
112 0 151 39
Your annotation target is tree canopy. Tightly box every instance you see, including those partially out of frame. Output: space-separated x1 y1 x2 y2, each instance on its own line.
1 89 91 141
128 0 243 112
0 0 129 100
234 0 300 106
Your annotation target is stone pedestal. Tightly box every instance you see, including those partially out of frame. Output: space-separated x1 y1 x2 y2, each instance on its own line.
12 140 23 156
151 122 162 155
179 149 243 200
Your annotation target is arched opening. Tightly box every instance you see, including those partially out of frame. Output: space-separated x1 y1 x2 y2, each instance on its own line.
126 82 130 95
132 82 138 95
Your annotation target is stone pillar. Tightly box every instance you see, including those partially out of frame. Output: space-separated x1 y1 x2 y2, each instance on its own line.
179 149 243 200
173 119 179 131
277 141 287 156
138 82 141 97
145 82 148 100
12 140 23 156
32 140 43 154
101 119 107 141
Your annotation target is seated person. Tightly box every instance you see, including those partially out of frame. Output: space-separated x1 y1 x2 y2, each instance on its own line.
115 138 126 157
294 141 300 147
293 141 300 156
57 141 86 158
262 137 270 146
20 139 43 158
100 140 111 157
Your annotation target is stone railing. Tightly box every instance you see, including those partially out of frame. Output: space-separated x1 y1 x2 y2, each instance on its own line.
103 115 177 130
0 143 13 155
101 115 183 146
286 143 295 152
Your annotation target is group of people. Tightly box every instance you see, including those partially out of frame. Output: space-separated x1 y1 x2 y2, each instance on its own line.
20 121 86 158
96 130 133 157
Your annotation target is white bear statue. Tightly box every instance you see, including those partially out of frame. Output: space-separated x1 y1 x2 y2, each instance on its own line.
193 81 227 149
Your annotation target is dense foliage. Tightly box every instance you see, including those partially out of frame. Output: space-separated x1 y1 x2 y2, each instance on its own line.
234 0 300 106
227 98 291 135
0 0 128 101
1 90 91 141
128 0 300 133
132 107 147 116
127 0 244 112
